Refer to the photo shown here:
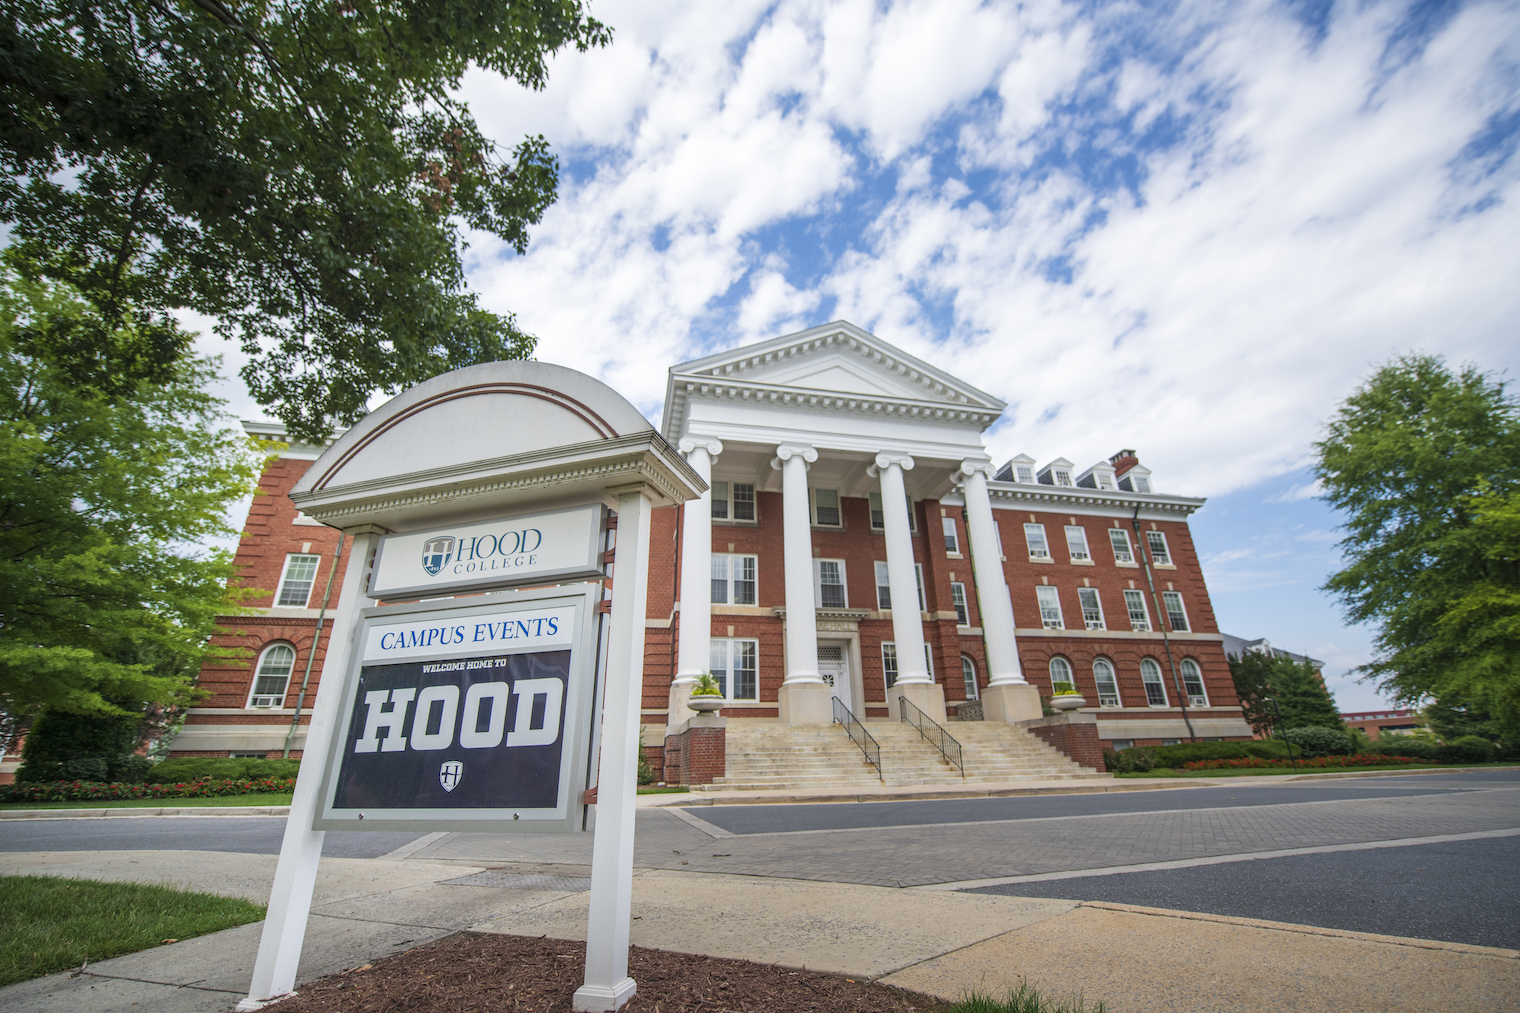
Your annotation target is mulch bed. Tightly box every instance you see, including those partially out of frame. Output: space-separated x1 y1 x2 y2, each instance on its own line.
269 932 956 1013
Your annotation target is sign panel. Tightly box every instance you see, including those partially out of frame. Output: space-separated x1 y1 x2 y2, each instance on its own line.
368 504 604 600
314 585 600 833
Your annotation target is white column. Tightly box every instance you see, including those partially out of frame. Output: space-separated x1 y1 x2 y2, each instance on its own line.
574 485 653 1012
960 460 1024 685
670 438 721 732
872 453 929 684
240 529 378 1010
771 444 832 724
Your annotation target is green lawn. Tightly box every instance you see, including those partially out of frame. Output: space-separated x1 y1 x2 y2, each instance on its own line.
637 785 690 795
1115 763 1519 778
0 875 265 985
0 792 294 810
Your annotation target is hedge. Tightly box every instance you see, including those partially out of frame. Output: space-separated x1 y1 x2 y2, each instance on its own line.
1127 740 1291 769
1181 755 1424 771
0 778 297 804
144 758 301 784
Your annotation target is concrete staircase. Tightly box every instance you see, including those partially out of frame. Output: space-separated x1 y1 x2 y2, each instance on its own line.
691 719 1108 792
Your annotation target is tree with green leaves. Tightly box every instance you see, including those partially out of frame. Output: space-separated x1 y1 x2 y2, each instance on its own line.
1 0 609 441
1227 650 1342 734
0 263 262 729
1317 355 1520 737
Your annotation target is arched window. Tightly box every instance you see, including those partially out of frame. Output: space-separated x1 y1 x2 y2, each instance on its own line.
1140 658 1168 707
249 643 296 708
1049 656 1074 690
961 656 979 700
1092 659 1121 707
1180 658 1208 706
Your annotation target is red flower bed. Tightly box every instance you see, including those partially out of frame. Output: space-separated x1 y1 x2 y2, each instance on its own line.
1181 755 1424 771
0 777 297 804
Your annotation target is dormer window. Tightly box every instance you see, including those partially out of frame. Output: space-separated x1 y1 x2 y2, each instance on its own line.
1016 466 1034 483
1133 475 1151 493
1037 458 1076 487
1054 469 1073 486
1097 473 1115 490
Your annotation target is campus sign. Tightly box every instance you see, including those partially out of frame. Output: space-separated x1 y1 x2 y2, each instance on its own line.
368 504 604 600
313 585 600 833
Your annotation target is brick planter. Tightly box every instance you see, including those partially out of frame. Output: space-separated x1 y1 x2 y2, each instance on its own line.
663 713 727 786
1013 712 1107 772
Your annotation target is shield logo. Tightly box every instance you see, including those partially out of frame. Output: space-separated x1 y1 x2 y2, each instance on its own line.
439 760 463 792
421 536 455 576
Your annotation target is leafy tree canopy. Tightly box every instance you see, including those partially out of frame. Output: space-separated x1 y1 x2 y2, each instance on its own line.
1316 355 1520 736
1 0 609 441
0 262 262 718
1228 650 1342 734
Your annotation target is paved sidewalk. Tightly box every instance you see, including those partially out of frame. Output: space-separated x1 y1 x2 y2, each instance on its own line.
1 849 1515 1013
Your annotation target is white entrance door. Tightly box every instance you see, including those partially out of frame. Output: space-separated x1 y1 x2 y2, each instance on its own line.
817 643 852 714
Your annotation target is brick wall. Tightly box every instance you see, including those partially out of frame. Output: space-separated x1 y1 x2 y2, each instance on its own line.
663 718 727 785
1020 714 1108 772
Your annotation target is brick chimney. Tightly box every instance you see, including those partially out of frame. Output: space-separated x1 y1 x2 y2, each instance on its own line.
1109 449 1139 478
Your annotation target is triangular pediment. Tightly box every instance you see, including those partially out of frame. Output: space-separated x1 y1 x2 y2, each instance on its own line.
669 321 1006 410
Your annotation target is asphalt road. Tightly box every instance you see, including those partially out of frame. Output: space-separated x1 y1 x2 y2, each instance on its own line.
970 833 1520 950
0 817 423 859
679 774 1504 835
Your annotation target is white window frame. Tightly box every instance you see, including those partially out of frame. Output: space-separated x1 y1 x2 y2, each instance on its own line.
942 516 960 554
1109 738 1136 750
1036 585 1064 629
1108 528 1135 564
248 642 296 708
811 487 842 527
1162 590 1190 632
1145 530 1172 565
711 481 756 522
275 553 321 608
961 655 979 700
874 561 892 610
950 582 969 626
1048 656 1074 689
994 520 1007 559
709 637 759 701
1053 468 1074 487
1180 658 1209 706
1015 464 1035 484
1093 658 1122 707
1140 657 1169 707
1077 587 1105 630
881 642 933 689
868 492 917 532
1024 523 1050 559
814 558 848 609
1123 589 1151 631
711 553 758 606
1065 525 1091 562
915 563 925 613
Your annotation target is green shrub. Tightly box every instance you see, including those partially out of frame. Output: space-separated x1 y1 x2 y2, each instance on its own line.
1282 726 1352 757
1 777 297 804
1369 736 1439 759
1140 740 1290 768
637 755 657 786
16 708 144 783
1103 747 1154 773
144 758 300 785
1436 736 1499 764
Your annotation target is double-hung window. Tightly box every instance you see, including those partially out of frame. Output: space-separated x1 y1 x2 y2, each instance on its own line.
1024 523 1050 559
1145 530 1172 565
1065 525 1091 562
1162 591 1190 631
1180 659 1209 706
711 553 757 605
1140 658 1169 706
961 656 979 699
1123 589 1151 631
815 559 847 608
868 493 917 532
942 516 960 553
1077 587 1105 630
811 488 842 527
1049 656 1074 689
275 554 320 607
709 638 758 700
874 562 892 610
950 582 969 625
711 482 756 522
1053 467 1074 486
915 563 925 612
1108 528 1134 564
1092 659 1121 707
248 643 295 707
881 642 933 689
1036 586 1064 629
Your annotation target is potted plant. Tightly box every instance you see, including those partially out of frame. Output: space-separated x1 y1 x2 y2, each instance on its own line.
687 673 725 712
1050 680 1087 711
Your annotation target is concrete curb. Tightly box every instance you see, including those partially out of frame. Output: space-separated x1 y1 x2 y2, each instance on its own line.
1079 900 1520 960
0 805 291 820
661 779 1210 806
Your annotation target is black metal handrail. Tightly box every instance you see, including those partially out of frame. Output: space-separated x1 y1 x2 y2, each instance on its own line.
832 696 882 780
899 696 964 776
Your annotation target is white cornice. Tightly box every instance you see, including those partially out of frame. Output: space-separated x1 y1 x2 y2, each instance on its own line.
983 481 1206 516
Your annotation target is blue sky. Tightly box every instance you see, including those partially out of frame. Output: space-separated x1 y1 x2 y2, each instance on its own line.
212 0 1520 710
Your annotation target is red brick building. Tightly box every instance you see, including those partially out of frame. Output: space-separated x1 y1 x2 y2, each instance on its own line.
172 323 1250 769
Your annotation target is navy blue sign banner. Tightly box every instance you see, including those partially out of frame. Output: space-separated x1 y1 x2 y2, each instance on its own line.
315 585 599 834
332 650 570 811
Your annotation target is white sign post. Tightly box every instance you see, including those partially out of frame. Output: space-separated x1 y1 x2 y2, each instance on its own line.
237 362 702 1011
